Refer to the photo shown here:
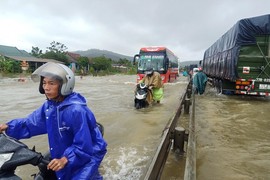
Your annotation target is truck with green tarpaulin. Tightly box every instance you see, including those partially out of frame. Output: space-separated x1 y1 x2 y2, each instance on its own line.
202 14 270 96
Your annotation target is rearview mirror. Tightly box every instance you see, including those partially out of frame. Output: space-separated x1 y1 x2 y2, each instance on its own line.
133 54 140 65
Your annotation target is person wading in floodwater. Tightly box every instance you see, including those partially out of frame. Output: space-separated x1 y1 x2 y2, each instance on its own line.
193 66 208 95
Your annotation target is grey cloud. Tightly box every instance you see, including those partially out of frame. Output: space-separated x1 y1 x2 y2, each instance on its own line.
0 0 270 61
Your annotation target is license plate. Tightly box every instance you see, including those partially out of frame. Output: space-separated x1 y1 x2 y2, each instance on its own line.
259 84 270 90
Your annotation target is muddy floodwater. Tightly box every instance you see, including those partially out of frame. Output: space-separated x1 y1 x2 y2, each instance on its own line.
1 75 269 180
0 74 188 180
196 88 270 180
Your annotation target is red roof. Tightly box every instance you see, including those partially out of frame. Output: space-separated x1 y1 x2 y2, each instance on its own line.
66 52 81 60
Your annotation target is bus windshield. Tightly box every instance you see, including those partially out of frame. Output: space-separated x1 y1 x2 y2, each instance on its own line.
138 54 165 71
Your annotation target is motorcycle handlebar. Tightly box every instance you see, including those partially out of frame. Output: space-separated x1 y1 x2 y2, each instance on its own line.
40 158 50 165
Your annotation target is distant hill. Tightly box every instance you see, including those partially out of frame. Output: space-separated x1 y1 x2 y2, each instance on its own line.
73 49 201 67
73 49 133 61
179 60 201 68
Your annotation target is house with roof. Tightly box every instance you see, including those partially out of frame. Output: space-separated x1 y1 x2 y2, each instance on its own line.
66 51 81 72
0 44 62 72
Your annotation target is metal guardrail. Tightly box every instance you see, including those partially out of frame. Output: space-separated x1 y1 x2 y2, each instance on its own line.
184 87 196 180
143 82 194 180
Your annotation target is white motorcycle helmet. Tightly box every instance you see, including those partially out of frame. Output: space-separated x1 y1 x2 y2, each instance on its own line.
31 62 75 96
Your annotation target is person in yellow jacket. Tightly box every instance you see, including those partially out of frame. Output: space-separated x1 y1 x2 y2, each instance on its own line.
140 68 164 105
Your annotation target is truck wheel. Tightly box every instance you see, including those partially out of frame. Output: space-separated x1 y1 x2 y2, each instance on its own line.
213 79 219 92
218 80 223 94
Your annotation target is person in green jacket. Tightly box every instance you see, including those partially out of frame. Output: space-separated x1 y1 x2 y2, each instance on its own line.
140 67 164 105
193 67 208 95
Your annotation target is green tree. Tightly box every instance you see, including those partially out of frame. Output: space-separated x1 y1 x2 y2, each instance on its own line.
0 58 20 73
77 56 89 69
46 41 67 53
41 41 68 64
31 46 43 57
92 56 112 71
89 66 95 75
118 58 132 67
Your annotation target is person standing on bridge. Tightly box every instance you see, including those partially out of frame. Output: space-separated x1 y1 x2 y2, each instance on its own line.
0 62 107 180
193 66 208 95
140 67 164 105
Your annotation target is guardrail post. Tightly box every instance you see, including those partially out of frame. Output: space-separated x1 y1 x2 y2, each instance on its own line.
184 99 190 114
173 126 185 154
187 88 192 99
187 82 192 99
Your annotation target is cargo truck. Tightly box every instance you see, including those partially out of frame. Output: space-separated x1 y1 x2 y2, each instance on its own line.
202 14 270 96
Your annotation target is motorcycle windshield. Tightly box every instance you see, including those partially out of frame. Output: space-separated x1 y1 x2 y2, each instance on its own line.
0 134 42 171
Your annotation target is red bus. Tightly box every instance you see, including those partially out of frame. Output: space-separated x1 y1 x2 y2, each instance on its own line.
133 47 179 83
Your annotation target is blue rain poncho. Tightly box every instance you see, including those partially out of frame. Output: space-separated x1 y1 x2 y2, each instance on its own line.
6 92 107 180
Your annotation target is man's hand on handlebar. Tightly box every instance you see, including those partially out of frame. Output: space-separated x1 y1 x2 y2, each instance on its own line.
0 124 8 133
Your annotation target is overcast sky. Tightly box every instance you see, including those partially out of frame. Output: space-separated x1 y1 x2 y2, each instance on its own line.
0 0 269 61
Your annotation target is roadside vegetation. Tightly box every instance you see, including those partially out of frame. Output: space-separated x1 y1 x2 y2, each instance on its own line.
0 41 136 77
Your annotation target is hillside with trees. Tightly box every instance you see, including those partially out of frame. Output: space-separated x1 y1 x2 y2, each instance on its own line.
179 60 200 68
0 41 136 76
74 49 133 61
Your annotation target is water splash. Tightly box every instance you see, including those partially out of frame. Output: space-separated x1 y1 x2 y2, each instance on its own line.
101 146 150 180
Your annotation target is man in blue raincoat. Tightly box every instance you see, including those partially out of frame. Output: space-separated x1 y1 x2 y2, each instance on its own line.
0 62 107 180
193 67 208 95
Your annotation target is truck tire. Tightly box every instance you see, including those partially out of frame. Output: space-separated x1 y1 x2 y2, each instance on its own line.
217 80 223 94
213 79 219 92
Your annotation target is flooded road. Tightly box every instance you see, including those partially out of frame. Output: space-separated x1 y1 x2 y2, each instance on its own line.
1 75 269 180
0 74 188 179
196 87 270 180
